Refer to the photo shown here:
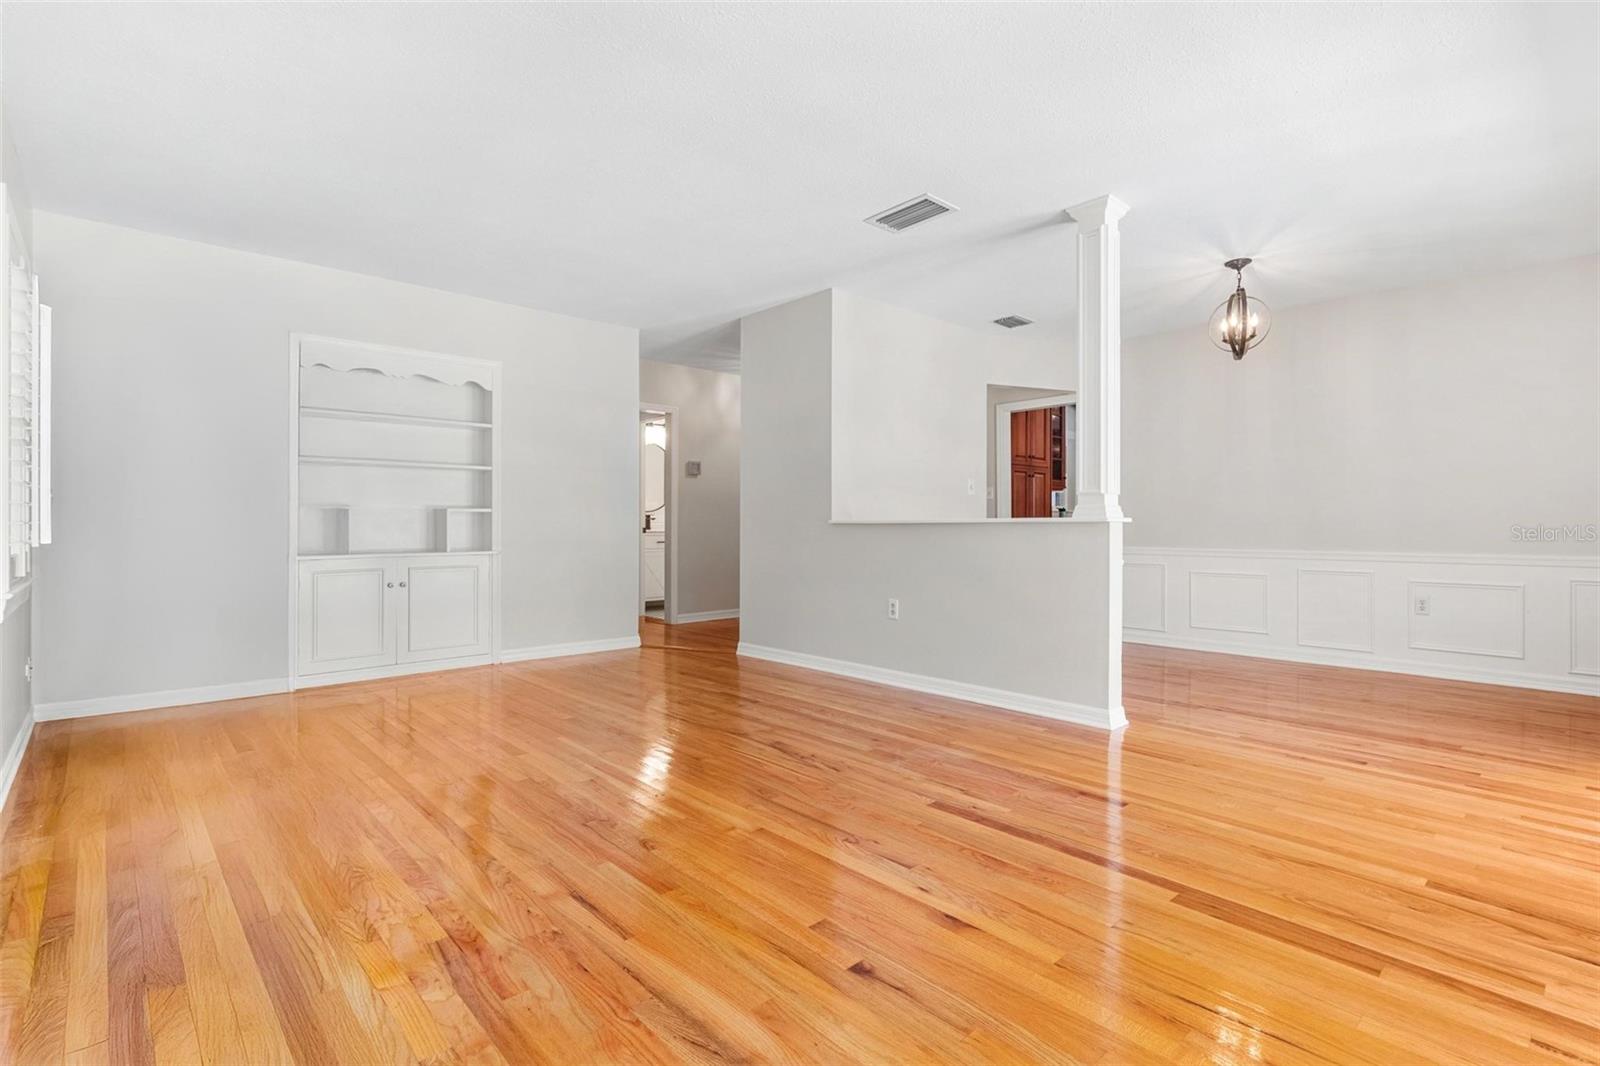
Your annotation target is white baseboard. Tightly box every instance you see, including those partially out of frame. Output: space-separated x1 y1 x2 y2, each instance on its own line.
1125 631 1600 697
34 677 291 723
293 656 495 689
32 637 647 722
0 712 35 815
672 609 740 623
737 642 1126 731
500 635 642 663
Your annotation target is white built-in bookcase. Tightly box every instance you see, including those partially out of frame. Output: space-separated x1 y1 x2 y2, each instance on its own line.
294 336 500 557
289 335 502 685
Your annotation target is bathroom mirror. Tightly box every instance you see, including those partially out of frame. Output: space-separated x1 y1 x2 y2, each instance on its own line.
642 420 667 524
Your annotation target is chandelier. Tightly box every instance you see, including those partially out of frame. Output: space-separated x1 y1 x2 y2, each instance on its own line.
1208 258 1271 360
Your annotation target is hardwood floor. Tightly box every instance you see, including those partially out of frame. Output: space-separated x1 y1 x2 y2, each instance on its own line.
3 619 1597 1065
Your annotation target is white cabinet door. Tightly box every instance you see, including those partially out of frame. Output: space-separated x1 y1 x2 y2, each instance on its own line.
396 556 493 663
297 559 397 675
641 535 665 602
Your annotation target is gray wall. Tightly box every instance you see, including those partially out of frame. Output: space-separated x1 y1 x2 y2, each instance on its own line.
639 359 740 617
1122 255 1600 555
1 605 28 761
830 290 1071 523
33 212 641 706
0 37 35 784
741 290 1116 712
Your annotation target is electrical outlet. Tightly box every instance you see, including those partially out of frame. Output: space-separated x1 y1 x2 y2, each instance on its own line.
22 657 31 682
887 598 900 620
966 478 976 495
1414 595 1430 616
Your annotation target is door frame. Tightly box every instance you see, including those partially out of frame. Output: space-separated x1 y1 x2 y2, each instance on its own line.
639 403 680 623
994 393 1075 519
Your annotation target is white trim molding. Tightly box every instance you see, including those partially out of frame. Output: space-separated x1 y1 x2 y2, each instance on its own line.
1569 580 1600 677
1127 630 1600 697
35 677 291 722
297 334 499 390
1129 545 1598 569
1124 547 1600 697
1188 571 1269 635
1123 561 1166 632
0 712 34 816
671 609 740 624
737 642 1127 731
33 636 648 721
500 635 642 663
1406 580 1525 660
293 656 494 689
1295 568 1375 653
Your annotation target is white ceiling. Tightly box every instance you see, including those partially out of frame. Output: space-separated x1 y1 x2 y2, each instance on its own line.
5 3 1596 372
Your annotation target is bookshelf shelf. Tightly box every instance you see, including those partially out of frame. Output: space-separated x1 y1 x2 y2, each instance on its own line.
300 405 492 429
300 455 492 471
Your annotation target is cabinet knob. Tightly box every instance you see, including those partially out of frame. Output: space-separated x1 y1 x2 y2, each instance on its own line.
386 582 395 588
398 581 407 588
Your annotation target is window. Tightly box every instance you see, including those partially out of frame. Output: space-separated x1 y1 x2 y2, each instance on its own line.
6 230 50 585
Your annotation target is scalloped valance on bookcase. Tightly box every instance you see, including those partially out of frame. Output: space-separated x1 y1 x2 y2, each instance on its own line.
297 335 498 391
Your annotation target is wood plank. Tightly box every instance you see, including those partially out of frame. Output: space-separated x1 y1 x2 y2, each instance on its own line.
0 618 1594 1064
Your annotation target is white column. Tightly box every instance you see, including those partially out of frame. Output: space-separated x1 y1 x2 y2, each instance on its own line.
1066 195 1130 522
1066 194 1128 729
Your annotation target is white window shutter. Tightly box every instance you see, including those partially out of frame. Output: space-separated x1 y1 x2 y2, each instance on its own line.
5 266 34 579
34 302 49 546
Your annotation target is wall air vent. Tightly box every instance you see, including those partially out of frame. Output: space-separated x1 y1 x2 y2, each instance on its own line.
993 315 1033 329
864 194 957 232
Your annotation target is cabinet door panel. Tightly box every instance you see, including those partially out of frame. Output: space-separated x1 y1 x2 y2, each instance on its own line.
642 546 666 601
397 557 493 663
1025 408 1049 462
297 560 396 674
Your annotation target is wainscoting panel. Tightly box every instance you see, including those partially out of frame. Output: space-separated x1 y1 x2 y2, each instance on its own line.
1572 581 1600 677
1124 548 1600 696
1188 571 1269 635
1123 562 1166 632
1297 569 1374 652
1407 581 1524 660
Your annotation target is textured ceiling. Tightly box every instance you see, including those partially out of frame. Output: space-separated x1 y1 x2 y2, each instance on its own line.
5 3 1596 372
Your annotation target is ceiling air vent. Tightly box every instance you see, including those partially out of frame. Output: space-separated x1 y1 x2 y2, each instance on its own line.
864 194 957 232
993 315 1033 329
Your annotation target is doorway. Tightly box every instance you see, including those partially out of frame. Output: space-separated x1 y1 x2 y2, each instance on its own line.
994 394 1075 518
639 406 677 621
